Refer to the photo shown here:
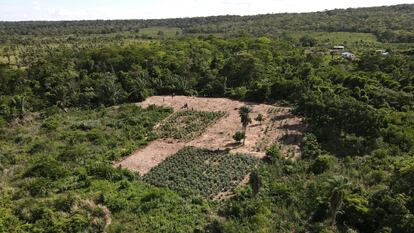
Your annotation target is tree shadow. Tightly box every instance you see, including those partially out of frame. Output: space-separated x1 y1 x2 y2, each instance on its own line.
271 114 295 121
277 123 306 131
280 133 303 145
224 142 243 148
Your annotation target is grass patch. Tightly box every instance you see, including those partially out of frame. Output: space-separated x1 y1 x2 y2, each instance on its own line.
288 31 379 47
157 110 226 141
144 147 258 197
138 27 182 38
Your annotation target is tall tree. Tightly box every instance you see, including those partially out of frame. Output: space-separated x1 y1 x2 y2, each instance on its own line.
239 105 252 145
327 176 350 227
250 170 261 197
11 95 26 119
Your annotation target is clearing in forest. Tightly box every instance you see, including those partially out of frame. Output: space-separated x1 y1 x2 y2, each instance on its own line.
115 96 305 175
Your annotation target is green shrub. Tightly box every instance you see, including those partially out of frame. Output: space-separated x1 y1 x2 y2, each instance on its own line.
255 113 265 124
87 163 124 181
25 159 69 180
0 117 6 128
302 133 322 159
265 143 282 163
41 116 60 131
24 178 51 197
310 155 332 174
233 131 245 143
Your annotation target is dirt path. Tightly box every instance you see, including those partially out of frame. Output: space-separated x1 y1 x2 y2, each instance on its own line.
115 140 185 175
115 96 305 175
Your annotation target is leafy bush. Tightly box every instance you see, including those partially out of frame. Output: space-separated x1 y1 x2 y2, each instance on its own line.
25 159 69 180
265 143 282 163
41 116 61 131
302 133 322 159
233 131 245 143
310 155 333 174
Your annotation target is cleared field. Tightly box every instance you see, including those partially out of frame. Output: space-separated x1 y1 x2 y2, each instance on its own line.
115 96 305 175
143 147 258 197
138 27 182 38
289 31 379 47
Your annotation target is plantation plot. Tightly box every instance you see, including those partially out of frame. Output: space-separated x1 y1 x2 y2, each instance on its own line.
157 110 226 141
116 96 305 176
144 147 258 197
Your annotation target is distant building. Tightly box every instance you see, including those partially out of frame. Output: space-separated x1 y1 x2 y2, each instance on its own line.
376 49 389 56
341 52 355 60
333 45 345 50
330 45 345 55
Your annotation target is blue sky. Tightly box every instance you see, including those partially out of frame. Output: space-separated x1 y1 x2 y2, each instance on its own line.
1 0 413 21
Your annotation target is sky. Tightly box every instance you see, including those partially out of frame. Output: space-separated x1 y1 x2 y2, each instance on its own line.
0 0 413 21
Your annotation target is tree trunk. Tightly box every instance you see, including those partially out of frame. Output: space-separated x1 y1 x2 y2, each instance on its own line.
243 126 247 145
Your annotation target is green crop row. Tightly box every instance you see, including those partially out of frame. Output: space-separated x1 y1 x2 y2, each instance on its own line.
157 110 226 141
144 147 258 197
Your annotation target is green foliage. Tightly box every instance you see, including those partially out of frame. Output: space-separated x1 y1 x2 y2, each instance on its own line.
299 35 318 47
41 116 60 131
249 171 261 197
232 131 245 143
264 143 282 163
311 155 333 174
254 113 264 124
144 147 258 197
302 133 322 159
24 158 69 180
239 105 252 129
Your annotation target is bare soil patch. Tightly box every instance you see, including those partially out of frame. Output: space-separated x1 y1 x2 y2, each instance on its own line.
115 96 305 175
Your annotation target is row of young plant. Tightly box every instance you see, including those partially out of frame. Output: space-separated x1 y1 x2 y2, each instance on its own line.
157 110 226 141
144 147 259 197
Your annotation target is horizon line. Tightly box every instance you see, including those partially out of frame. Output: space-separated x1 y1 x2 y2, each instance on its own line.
0 3 411 23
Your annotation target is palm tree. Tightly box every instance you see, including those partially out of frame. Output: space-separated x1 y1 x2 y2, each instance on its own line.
250 171 261 197
11 95 26 119
327 176 350 227
239 105 252 145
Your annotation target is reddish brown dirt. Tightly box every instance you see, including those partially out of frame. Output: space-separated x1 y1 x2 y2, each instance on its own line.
115 96 305 175
115 140 185 175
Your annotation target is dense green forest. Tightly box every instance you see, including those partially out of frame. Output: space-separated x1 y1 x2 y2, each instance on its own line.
1 3 414 233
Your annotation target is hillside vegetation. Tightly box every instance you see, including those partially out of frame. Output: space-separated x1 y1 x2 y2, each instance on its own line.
0 3 413 233
1 4 413 42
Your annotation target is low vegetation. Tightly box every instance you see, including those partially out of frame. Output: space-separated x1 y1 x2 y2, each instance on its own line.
0 105 215 232
144 147 258 197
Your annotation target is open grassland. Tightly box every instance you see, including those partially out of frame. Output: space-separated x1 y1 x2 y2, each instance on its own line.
289 31 379 47
144 147 258 197
138 27 182 38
